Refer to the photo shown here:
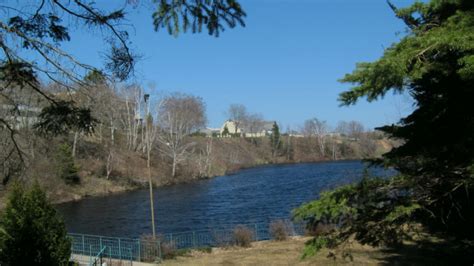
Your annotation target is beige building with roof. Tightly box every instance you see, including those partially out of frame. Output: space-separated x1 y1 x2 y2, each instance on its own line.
220 120 274 138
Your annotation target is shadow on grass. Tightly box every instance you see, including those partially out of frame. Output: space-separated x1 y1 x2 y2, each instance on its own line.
375 239 473 265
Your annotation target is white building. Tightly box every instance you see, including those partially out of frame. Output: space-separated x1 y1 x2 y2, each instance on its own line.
0 104 41 129
220 120 275 138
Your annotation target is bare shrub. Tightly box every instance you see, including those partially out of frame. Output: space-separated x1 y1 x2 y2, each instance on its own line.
232 225 254 247
269 220 292 241
212 229 233 248
139 235 177 261
305 223 336 236
140 235 160 262
160 240 177 260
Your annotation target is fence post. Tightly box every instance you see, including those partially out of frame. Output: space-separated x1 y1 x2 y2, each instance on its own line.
99 236 103 251
255 224 259 241
137 239 141 262
89 245 92 265
82 235 85 254
118 238 122 261
193 231 196 248
158 238 162 261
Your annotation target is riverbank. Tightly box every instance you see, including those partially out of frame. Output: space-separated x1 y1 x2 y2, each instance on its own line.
48 159 361 205
0 159 322 209
0 135 396 207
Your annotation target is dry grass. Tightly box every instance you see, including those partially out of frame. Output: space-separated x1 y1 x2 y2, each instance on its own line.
161 236 389 266
160 235 467 266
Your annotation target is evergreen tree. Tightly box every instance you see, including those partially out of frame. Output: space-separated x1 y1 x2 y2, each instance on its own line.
269 122 282 157
339 0 474 239
295 0 474 256
222 125 230 137
55 144 80 184
0 183 71 265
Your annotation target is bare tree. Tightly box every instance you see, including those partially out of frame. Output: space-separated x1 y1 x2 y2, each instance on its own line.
227 104 248 135
105 149 115 180
285 125 293 161
118 85 145 152
0 125 24 185
157 93 206 178
330 136 339 160
197 138 213 178
0 1 246 181
336 121 349 136
303 118 328 157
246 113 264 136
347 121 365 140
336 120 365 140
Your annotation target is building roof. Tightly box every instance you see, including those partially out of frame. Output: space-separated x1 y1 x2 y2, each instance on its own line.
236 120 274 133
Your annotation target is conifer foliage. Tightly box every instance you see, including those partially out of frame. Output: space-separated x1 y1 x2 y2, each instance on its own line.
55 144 80 184
0 183 71 265
295 0 474 256
269 122 282 157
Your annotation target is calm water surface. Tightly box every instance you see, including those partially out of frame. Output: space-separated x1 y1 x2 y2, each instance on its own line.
57 161 394 238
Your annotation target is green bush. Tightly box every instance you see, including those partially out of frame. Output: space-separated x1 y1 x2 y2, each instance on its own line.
0 183 71 265
301 236 330 259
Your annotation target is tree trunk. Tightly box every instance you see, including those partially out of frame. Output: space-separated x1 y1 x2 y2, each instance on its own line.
106 150 113 179
110 122 115 146
286 134 291 161
98 123 103 144
72 131 79 158
206 138 213 177
172 154 177 178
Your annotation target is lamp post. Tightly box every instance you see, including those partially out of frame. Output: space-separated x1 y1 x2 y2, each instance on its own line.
144 93 156 238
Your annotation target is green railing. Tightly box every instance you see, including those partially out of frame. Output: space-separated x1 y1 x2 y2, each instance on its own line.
69 220 306 263
69 234 135 263
90 246 106 266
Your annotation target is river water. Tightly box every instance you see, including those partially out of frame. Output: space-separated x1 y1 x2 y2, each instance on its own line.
57 161 395 238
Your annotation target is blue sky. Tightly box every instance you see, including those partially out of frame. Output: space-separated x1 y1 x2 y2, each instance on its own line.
62 0 416 130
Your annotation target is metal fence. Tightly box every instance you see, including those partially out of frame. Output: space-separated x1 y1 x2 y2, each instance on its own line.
69 234 135 265
69 220 306 263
